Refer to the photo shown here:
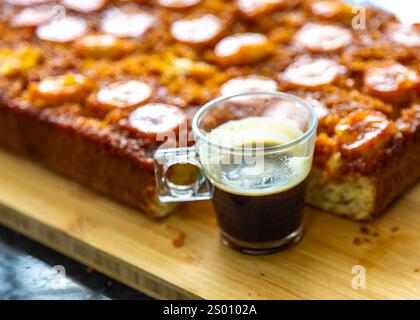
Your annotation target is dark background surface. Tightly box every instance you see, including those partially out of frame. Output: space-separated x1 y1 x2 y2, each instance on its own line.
0 224 150 300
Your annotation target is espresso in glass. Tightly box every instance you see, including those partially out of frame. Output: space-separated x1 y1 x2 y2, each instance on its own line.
199 116 313 254
213 180 307 253
154 92 318 255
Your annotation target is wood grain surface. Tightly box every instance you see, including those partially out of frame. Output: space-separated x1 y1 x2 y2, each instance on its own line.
0 149 419 299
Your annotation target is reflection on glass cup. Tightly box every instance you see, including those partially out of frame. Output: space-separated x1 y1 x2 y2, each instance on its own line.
154 92 318 255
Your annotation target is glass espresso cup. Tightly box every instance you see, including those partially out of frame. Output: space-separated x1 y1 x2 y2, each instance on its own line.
154 92 318 255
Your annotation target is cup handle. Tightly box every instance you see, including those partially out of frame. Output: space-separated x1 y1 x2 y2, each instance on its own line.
154 146 214 203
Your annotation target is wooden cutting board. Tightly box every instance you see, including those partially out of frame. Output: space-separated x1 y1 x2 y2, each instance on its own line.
0 148 419 299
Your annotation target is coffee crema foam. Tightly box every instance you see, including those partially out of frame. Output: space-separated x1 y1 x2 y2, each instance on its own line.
206 117 303 148
198 117 313 196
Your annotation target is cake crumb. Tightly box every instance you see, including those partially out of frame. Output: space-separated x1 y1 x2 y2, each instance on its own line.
360 226 370 235
86 266 93 273
259 272 265 277
353 237 362 245
391 226 399 233
414 268 419 273
172 231 186 248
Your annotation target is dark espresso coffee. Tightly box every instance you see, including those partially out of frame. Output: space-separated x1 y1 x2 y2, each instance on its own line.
213 178 307 248
199 117 312 254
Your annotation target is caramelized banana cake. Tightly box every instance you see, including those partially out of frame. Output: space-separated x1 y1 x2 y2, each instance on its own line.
0 0 419 219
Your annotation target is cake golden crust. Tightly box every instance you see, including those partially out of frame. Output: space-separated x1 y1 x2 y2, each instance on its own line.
0 0 419 219
0 99 175 218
